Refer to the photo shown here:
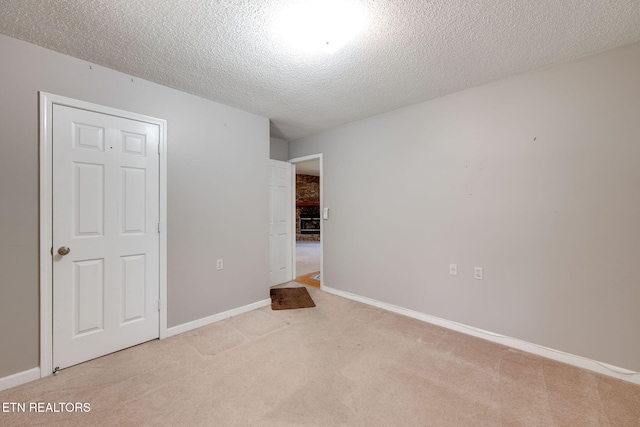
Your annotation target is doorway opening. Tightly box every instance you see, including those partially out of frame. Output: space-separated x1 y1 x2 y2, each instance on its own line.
289 154 323 288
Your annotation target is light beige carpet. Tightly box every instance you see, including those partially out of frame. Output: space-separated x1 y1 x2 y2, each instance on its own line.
1 288 639 426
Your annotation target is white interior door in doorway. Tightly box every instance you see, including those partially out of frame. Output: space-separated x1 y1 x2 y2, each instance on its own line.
269 160 293 286
52 104 161 370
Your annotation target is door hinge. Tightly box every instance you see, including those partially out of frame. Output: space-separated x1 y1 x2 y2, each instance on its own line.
157 143 160 155
158 222 160 233
158 299 162 311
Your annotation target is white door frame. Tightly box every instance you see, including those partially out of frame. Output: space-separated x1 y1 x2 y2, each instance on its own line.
288 154 323 287
39 92 168 377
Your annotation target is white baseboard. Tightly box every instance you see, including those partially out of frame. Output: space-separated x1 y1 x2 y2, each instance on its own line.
323 286 640 386
0 367 41 392
166 298 271 337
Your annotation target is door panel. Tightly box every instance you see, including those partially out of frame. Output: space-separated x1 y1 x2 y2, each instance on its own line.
121 254 146 323
74 162 104 236
73 258 104 335
269 160 293 286
53 104 160 370
121 167 146 233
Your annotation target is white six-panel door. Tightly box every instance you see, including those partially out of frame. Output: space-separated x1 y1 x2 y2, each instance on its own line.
269 160 293 286
52 104 160 370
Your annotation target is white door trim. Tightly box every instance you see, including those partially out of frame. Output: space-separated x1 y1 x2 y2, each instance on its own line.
288 154 323 288
39 92 168 377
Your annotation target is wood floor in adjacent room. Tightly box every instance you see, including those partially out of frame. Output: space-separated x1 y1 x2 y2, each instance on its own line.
1 286 639 426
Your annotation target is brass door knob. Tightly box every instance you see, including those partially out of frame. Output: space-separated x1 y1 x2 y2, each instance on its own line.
58 247 70 256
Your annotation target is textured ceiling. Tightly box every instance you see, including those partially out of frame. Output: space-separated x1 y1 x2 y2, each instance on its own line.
1 0 640 141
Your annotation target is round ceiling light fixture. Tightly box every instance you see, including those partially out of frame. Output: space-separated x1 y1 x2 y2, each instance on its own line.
274 0 368 54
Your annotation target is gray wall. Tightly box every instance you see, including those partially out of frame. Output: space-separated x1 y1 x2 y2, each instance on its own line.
0 34 270 378
290 42 640 372
270 137 289 161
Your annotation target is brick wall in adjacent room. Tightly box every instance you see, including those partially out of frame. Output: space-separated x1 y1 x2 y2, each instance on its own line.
296 174 320 201
296 174 320 241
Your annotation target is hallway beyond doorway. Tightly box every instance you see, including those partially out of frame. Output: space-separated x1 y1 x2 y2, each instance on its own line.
296 241 320 276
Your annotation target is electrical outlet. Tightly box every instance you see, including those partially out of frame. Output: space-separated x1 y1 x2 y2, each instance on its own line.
216 259 223 270
449 263 458 276
474 267 483 280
